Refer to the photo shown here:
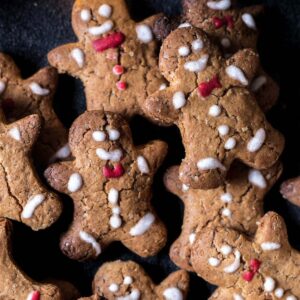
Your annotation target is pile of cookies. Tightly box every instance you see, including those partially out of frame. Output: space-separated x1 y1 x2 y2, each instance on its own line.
0 0 299 299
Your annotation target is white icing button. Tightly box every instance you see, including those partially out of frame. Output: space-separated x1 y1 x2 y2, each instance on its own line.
251 76 267 92
178 22 192 28
68 173 83 192
192 39 204 52
218 125 230 136
108 188 119 205
98 4 112 18
189 233 196 244
0 81 6 94
274 288 284 298
88 20 114 36
264 277 276 292
197 158 226 171
21 194 46 219
261 242 281 251
71 48 85 68
109 283 119 292
220 193 232 203
222 208 232 218
207 0 231 10
96 148 122 162
159 83 167 90
223 250 241 273
110 214 122 229
137 156 150 174
221 38 231 48
208 257 221 267
106 127 120 141
129 212 155 236
123 276 133 285
233 294 245 300
80 9 91 22
29 82 50 96
242 13 257 30
173 91 186 110
178 46 190 57
93 131 106 142
220 244 232 256
79 231 101 255
163 287 183 300
224 137 236 150
8 127 21 141
226 65 249 86
247 128 266 152
248 169 267 189
209 105 221 117
136 24 153 43
184 54 209 72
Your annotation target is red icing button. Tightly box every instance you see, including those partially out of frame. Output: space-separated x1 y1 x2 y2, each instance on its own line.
1 98 15 115
31 291 41 300
92 32 125 52
242 271 255 282
198 76 222 97
250 259 261 273
212 16 234 29
103 163 124 178
116 81 127 91
113 65 124 76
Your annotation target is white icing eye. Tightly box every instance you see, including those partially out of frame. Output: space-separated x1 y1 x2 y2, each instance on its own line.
172 91 186 110
106 127 120 141
80 9 91 22
220 244 232 255
208 257 221 267
178 46 190 57
136 24 153 43
98 4 112 18
93 131 106 142
109 283 119 292
123 276 133 285
192 39 204 52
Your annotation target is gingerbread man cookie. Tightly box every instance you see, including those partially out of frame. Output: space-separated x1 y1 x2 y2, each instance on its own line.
280 177 300 208
0 218 78 300
0 53 69 166
190 212 300 299
79 260 189 300
145 27 284 189
164 162 282 272
0 110 62 230
47 0 166 117
44 111 168 261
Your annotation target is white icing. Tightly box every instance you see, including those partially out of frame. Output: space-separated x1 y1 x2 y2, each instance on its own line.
110 214 122 229
261 242 281 251
96 148 122 162
112 207 121 214
226 65 249 86
220 193 232 203
21 194 45 219
178 46 190 57
98 4 112 18
197 158 226 171
274 288 284 298
29 82 50 96
159 83 167 90
109 283 119 292
80 9 91 22
116 290 141 300
184 54 209 72
68 173 83 192
106 127 120 141
129 212 155 236
173 91 186 109
93 131 106 142
137 156 150 174
192 39 204 52
88 20 114 36
223 250 241 273
189 233 196 244
8 127 21 141
209 105 221 117
123 276 133 285
233 294 245 300
248 169 267 189
251 76 267 92
218 125 230 136
264 277 276 292
286 296 297 300
136 24 153 43
221 38 231 48
79 231 101 255
108 188 119 205
208 257 221 267
71 48 85 68
163 287 183 300
53 144 71 159
182 184 190 192
0 81 6 94
178 22 192 28
222 208 232 218
207 0 231 10
247 128 266 152
220 244 232 256
242 13 257 30
224 137 236 150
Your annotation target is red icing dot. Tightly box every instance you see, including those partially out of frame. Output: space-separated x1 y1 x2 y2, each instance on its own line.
242 271 255 282
113 65 124 76
198 76 222 97
249 259 261 273
116 81 127 91
212 16 234 29
213 17 224 29
225 16 234 29
103 163 124 178
31 291 40 300
1 98 15 116
92 32 125 52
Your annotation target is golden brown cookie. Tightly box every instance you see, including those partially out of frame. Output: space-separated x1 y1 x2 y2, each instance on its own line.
44 111 168 261
0 110 62 230
78 260 189 300
165 163 282 272
47 0 166 118
0 53 69 166
280 176 300 207
146 27 284 190
190 212 300 299
0 218 78 300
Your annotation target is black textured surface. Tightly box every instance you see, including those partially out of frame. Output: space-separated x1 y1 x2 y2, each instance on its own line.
0 0 300 299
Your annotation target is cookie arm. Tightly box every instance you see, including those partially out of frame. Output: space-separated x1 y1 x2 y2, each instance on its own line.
281 177 300 207
164 166 186 198
0 53 21 78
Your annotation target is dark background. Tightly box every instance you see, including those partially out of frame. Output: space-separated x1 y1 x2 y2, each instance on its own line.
0 0 300 299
